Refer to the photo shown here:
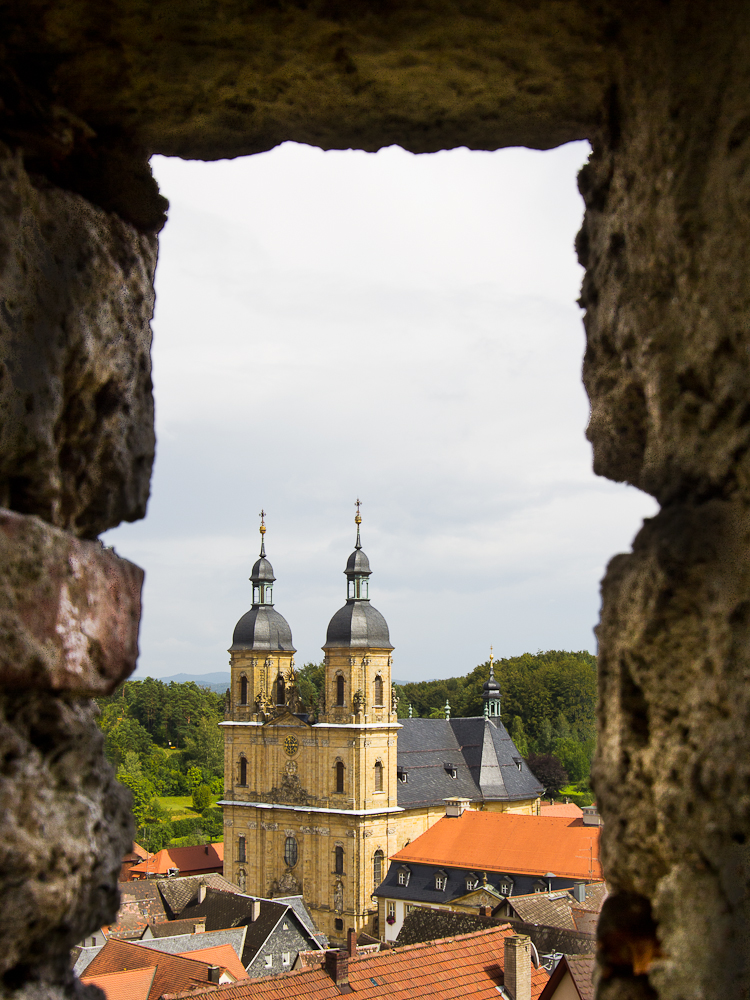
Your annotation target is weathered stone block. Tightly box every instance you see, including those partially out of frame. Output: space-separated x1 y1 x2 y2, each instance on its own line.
0 509 143 695
0 142 156 537
0 691 132 992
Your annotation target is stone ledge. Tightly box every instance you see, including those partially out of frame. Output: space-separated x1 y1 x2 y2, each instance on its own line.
0 508 143 694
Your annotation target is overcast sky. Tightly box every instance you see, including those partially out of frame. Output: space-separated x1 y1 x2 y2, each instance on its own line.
103 141 657 683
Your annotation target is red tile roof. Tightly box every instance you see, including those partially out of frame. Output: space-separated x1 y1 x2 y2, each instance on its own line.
538 955 596 1000
539 803 584 818
130 843 224 877
178 944 247 981
164 925 549 1000
391 811 602 880
82 966 156 1000
81 938 224 1000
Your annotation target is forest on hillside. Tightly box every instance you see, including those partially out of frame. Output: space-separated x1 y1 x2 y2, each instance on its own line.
95 679 225 852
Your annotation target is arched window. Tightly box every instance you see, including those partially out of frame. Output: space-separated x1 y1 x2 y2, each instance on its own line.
284 836 298 868
238 835 246 863
239 756 247 785
335 761 345 794
374 760 383 792
336 675 345 706
374 849 384 887
240 675 248 705
276 674 285 705
335 845 344 875
374 675 383 706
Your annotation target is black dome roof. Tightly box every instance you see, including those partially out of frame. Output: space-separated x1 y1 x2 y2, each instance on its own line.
251 555 275 583
323 601 393 650
345 547 371 576
231 606 295 652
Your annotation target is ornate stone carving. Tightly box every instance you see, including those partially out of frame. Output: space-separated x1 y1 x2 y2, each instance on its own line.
261 822 279 831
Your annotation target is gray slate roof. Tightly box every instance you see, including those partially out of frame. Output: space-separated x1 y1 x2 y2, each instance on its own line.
231 606 295 652
72 945 103 976
134 926 247 959
396 716 544 807
324 601 393 649
274 895 328 948
157 874 246 919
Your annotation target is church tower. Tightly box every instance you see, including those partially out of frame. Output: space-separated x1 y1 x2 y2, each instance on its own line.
221 505 402 945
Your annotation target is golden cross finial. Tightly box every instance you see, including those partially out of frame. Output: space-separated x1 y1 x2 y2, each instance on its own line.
489 645 493 665
259 509 266 535
355 498 362 525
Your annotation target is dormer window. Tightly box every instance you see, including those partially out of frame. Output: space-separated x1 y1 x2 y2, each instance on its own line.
513 757 523 771
397 767 408 784
434 871 448 891
465 874 479 892
397 867 411 886
444 762 457 779
499 876 514 896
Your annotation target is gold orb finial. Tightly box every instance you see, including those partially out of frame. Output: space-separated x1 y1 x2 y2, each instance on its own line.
355 498 362 525
259 509 267 535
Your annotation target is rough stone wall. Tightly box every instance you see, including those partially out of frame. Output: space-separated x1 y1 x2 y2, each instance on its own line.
579 4 750 999
1 3 750 1000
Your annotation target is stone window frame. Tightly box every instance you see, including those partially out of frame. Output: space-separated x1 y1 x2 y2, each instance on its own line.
334 758 345 794
373 848 384 887
284 835 298 868
374 758 384 792
238 754 247 786
239 673 248 706
373 673 384 707
238 834 246 863
334 843 345 875
276 673 285 706
335 672 346 707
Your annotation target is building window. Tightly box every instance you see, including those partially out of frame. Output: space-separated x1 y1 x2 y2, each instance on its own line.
335 761 345 794
240 675 248 705
282 953 290 966
435 872 447 891
397 867 410 886
335 918 344 931
444 762 457 778
239 756 247 786
374 760 383 792
499 877 514 896
387 902 395 918
238 835 246 863
466 875 479 891
374 675 383 706
335 845 344 875
397 767 407 783
336 675 345 706
406 905 416 914
284 836 298 868
374 849 384 887
265 955 273 968
276 674 285 705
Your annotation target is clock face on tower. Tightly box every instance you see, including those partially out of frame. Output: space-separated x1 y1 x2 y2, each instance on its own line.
284 735 300 757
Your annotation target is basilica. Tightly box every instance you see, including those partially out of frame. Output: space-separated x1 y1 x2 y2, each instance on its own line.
220 510 542 943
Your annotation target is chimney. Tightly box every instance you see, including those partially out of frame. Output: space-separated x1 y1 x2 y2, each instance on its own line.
207 966 220 984
572 882 586 904
504 935 532 1000
347 928 357 958
198 883 207 903
251 899 261 922
324 949 350 989
444 797 471 817
195 917 206 934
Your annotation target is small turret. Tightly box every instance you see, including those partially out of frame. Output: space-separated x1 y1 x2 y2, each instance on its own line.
483 646 501 718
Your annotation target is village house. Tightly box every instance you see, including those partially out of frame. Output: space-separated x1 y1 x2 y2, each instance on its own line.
373 806 603 942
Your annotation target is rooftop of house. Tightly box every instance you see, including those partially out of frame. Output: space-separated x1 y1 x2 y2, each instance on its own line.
81 939 231 1000
80 965 156 1000
272 895 328 948
162 926 549 1000
135 926 247 962
178 943 247 981
396 717 544 807
539 803 584 818
389 810 602 880
115 880 169 924
498 883 607 930
157 874 244 919
539 955 596 1000
129 843 224 878
144 916 207 938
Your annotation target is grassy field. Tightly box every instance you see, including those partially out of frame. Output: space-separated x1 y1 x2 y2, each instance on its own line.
155 794 220 820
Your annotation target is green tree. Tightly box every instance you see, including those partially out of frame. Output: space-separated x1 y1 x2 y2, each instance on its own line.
117 752 157 825
105 718 154 768
192 783 212 812
183 715 224 777
511 716 529 757
186 766 203 790
554 738 590 784
297 662 325 716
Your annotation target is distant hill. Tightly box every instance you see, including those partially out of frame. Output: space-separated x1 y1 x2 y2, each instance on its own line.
146 671 230 692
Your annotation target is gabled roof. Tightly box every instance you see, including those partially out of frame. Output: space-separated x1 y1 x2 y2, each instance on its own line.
80 939 222 1000
389 811 602 880
175 888 319 967
538 955 596 1000
130 843 224 877
81 966 156 1000
178 944 247 981
396 718 543 808
540 803 584 818
135 926 247 963
145 917 206 938
274 895 328 948
157 873 242 918
163 925 549 1000
503 893 578 930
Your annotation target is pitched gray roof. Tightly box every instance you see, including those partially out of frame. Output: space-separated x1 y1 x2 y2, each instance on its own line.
72 945 104 976
157 874 245 918
134 926 247 959
396 717 543 807
274 895 328 948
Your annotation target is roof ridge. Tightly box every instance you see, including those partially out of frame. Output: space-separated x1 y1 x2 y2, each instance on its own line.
354 922 513 960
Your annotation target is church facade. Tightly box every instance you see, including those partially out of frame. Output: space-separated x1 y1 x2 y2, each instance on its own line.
220 512 542 944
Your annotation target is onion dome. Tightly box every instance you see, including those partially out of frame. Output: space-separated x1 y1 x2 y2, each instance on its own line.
324 502 393 650
231 513 295 653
